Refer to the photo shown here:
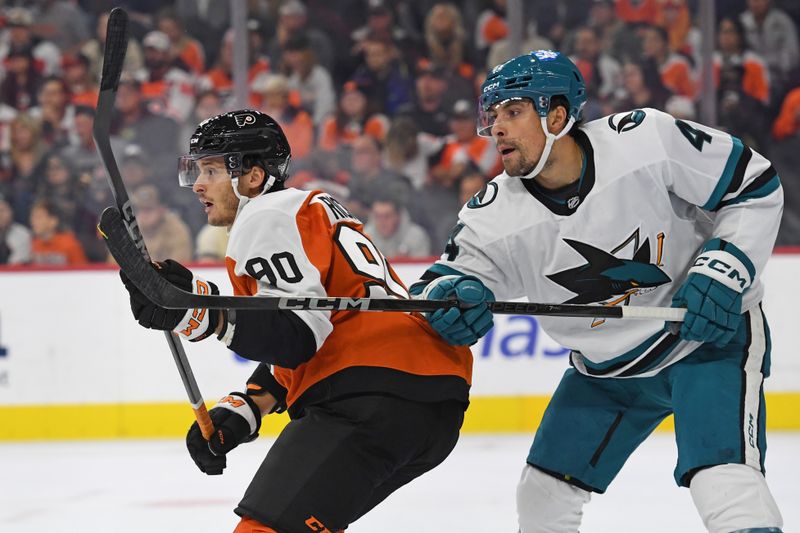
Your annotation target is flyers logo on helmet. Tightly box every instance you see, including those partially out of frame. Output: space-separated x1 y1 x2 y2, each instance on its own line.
234 113 256 127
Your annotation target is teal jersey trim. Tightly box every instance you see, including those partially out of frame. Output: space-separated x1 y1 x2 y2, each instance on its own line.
717 174 780 209
703 135 744 211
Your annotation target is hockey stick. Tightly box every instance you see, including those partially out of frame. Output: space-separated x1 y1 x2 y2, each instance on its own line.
94 8 215 440
99 207 686 322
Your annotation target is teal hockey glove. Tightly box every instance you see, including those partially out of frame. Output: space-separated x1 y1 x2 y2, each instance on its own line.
424 275 495 345
672 245 752 347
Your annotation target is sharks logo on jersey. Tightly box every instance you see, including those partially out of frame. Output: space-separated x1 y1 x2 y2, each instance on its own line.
546 231 670 308
608 109 646 134
467 182 499 209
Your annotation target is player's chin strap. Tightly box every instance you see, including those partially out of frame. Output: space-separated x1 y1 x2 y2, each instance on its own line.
231 173 278 222
520 116 576 179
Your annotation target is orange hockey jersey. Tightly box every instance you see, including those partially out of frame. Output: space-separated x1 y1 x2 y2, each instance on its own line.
225 188 472 409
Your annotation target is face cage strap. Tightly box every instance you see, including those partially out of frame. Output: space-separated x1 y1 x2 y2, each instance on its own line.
519 115 576 179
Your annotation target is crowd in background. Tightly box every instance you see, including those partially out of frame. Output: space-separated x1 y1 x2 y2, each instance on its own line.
0 0 799 267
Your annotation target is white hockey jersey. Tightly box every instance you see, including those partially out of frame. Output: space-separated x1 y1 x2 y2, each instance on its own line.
425 108 783 378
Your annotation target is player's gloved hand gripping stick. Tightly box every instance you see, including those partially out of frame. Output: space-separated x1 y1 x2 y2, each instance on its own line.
186 392 261 475
93 8 214 441
671 241 752 347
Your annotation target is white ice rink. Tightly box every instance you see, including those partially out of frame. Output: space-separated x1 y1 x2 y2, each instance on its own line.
1 432 797 532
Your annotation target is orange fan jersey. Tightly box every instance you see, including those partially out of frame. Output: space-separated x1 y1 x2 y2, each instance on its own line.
225 188 473 407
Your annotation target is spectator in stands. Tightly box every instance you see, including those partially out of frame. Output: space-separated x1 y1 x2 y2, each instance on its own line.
423 3 475 101
111 77 179 173
364 196 430 258
194 224 229 263
475 0 508 56
487 19 553 73
181 89 223 147
0 46 42 111
129 185 192 263
36 153 103 261
430 99 502 187
255 74 314 161
174 0 230 68
0 194 31 265
611 59 670 113
714 16 771 151
772 86 800 141
397 59 451 136
740 0 800 99
199 28 270 108
267 0 334 72
318 81 389 153
770 85 800 245
281 33 335 126
416 162 480 251
588 0 638 62
654 0 692 55
157 8 206 76
138 31 195 123
351 0 417 69
31 0 90 55
29 199 87 265
59 106 100 186
350 36 413 116
62 53 98 108
30 77 76 149
4 114 48 224
1 7 61 76
81 11 143 80
640 25 696 99
383 115 443 190
569 26 623 117
346 135 413 221
615 0 659 25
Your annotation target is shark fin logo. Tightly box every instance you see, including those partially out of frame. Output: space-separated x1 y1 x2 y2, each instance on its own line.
233 113 256 127
608 109 646 134
546 235 670 305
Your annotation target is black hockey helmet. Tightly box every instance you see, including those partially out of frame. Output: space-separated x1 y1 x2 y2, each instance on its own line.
178 110 291 189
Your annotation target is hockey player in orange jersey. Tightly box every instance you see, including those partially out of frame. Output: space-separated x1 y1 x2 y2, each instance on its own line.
119 110 484 533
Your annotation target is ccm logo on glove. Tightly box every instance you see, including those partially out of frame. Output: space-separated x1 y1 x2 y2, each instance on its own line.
689 250 752 292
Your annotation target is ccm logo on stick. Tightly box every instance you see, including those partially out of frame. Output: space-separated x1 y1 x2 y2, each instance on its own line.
280 297 371 311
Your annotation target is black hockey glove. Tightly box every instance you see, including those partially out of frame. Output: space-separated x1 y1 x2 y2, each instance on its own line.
186 392 262 475
120 259 224 342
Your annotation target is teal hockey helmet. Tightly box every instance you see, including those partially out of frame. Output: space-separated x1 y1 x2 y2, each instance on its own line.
478 50 587 137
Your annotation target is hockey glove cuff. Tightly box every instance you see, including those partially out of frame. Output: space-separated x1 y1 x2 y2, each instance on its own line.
672 244 753 347
424 275 495 346
186 392 262 475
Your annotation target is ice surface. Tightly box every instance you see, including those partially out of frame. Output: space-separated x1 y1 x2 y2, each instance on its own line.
1 433 796 532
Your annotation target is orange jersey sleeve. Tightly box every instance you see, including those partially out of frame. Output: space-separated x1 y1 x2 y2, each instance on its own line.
225 189 472 407
772 87 800 140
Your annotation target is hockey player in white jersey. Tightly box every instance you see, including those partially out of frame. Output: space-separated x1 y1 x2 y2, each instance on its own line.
411 50 785 533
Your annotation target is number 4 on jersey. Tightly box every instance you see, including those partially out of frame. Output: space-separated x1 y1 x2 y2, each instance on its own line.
675 119 711 152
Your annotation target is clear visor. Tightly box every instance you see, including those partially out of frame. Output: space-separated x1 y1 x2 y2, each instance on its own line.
477 97 534 137
177 153 238 188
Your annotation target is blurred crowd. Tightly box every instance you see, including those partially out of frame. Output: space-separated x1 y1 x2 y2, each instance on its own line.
0 0 799 267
